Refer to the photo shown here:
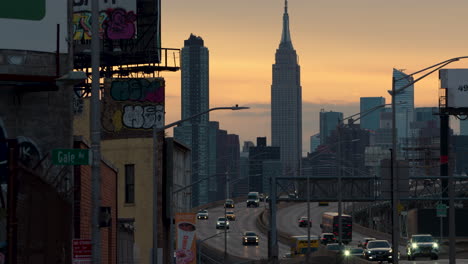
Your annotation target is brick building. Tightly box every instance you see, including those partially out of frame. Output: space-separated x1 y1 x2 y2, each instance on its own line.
74 137 118 264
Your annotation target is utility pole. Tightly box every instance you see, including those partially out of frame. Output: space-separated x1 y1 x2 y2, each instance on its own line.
90 0 101 262
390 76 400 264
441 111 455 263
306 157 311 262
337 124 343 247
224 171 229 262
270 170 278 263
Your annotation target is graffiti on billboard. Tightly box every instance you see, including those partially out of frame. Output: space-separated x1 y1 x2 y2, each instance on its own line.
73 0 137 40
110 78 165 103
102 78 165 139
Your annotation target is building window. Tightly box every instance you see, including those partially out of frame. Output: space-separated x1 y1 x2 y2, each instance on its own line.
125 164 135 204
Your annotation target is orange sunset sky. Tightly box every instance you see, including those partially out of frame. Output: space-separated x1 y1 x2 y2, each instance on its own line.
159 0 468 154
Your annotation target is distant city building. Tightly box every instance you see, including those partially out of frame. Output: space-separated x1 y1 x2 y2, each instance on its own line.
174 34 210 206
248 137 281 193
242 141 255 152
360 97 385 131
234 144 251 197
320 110 343 145
460 119 468 136
414 107 438 122
271 0 302 176
310 133 320 153
207 121 240 201
393 69 415 142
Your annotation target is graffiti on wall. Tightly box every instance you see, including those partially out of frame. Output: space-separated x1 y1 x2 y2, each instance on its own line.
72 0 137 40
102 78 165 139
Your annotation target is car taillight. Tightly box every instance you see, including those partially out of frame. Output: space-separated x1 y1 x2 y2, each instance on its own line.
333 232 338 235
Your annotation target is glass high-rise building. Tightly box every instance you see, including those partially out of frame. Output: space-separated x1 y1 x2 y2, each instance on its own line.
319 110 343 145
174 34 210 206
271 0 302 176
393 69 415 141
360 97 385 131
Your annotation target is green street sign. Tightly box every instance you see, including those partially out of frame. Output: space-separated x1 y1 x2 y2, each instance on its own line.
436 203 447 217
0 0 46 21
52 149 91 165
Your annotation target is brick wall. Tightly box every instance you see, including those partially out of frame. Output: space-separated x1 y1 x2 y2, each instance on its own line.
74 140 117 264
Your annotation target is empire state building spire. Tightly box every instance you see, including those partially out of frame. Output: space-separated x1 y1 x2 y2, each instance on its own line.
280 0 294 49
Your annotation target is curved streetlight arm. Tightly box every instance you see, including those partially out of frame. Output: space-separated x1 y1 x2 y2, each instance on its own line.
342 103 390 125
157 106 249 133
395 56 468 82
392 60 457 96
390 56 468 97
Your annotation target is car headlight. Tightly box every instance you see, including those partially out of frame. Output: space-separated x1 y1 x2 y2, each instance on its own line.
367 251 372 254
412 243 418 249
244 238 248 241
256 237 259 241
344 250 350 256
433 243 439 248
389 249 393 253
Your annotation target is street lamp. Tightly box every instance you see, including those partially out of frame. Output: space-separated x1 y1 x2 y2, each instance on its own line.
152 105 249 264
334 103 393 248
302 137 359 263
388 57 468 264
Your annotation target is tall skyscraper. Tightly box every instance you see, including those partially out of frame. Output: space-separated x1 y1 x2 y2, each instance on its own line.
271 0 302 176
360 97 385 131
393 69 415 141
319 110 343 145
174 34 210 206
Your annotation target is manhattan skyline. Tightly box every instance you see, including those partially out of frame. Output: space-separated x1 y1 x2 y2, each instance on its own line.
161 0 466 153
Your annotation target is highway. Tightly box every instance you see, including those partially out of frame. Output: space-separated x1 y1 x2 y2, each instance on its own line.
277 202 367 248
197 200 468 263
196 200 290 261
276 202 468 264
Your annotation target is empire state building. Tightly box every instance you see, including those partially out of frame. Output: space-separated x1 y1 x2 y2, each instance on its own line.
271 0 302 176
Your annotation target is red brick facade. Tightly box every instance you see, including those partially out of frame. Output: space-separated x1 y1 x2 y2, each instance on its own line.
74 140 117 264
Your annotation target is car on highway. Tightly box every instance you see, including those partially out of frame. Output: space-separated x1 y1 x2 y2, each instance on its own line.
406 234 439 260
224 199 234 208
326 243 345 252
242 231 259 245
196 209 209 220
358 237 376 248
246 192 260 207
216 217 230 229
319 233 336 245
226 211 236 221
363 240 394 262
298 216 312 227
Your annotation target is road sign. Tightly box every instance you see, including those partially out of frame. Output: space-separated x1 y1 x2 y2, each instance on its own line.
437 203 447 217
72 239 91 263
52 149 90 165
